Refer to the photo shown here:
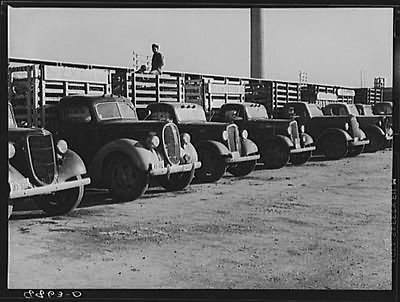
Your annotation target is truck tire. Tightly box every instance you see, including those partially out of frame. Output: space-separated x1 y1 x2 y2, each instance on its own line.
320 134 348 160
347 145 365 157
157 171 194 191
105 154 149 202
364 130 383 153
34 176 84 216
290 150 312 166
261 140 290 169
195 146 226 183
227 160 257 177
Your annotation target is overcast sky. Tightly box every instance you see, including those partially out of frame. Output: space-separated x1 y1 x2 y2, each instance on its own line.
8 7 393 87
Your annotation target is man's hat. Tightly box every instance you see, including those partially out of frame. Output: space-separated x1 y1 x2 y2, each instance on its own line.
152 43 159 48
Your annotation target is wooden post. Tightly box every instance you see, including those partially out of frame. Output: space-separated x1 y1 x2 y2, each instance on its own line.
224 77 228 104
63 81 69 96
39 64 45 128
26 66 33 126
84 82 89 94
125 71 129 98
131 72 136 105
155 74 160 103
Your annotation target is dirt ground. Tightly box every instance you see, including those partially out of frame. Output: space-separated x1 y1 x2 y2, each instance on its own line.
8 150 392 289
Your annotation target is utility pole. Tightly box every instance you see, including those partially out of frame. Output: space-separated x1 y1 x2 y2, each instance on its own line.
250 8 266 78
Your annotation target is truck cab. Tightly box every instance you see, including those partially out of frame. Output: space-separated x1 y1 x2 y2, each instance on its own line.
53 95 201 201
144 102 260 183
372 101 393 129
274 102 369 160
323 103 393 152
211 102 316 169
8 102 91 218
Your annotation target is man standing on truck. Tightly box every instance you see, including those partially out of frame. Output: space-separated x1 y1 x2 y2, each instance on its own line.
150 43 164 75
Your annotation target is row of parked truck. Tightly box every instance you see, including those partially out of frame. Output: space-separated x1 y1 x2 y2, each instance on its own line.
7 89 393 218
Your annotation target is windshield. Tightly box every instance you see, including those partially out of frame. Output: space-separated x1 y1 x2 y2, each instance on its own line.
347 104 360 116
146 109 175 121
95 102 138 120
374 103 392 115
362 106 374 116
307 104 323 117
175 107 207 122
63 104 92 122
8 104 17 128
246 105 268 119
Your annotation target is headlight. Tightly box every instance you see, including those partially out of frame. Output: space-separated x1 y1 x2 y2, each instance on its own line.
300 125 305 133
287 126 292 136
241 130 248 139
222 130 228 141
56 139 68 154
181 133 191 145
8 143 15 159
344 123 349 131
150 135 160 148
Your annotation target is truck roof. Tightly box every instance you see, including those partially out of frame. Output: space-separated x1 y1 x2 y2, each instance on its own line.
60 94 132 105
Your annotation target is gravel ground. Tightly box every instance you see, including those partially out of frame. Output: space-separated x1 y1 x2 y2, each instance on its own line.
8 149 392 289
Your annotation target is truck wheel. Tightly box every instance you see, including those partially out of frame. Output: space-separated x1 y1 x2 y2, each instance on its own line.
290 150 312 166
261 140 290 169
34 176 84 216
195 146 226 183
347 145 365 157
320 134 348 160
227 160 257 177
365 131 383 153
105 154 149 202
157 171 194 191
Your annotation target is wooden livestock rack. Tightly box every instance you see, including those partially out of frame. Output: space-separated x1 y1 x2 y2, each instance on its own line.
8 58 111 128
353 87 384 104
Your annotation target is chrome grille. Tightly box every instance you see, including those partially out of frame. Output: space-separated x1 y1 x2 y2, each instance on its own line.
226 124 241 153
162 123 181 165
289 120 300 141
28 134 56 185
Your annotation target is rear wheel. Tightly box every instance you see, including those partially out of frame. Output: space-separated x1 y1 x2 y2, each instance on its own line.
320 134 348 160
290 150 312 165
261 140 290 169
105 154 149 202
347 145 365 157
34 176 84 215
227 160 257 177
195 146 226 183
157 170 194 191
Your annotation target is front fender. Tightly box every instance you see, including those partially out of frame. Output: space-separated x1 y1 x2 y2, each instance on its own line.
241 138 259 155
195 140 230 157
361 124 385 138
317 128 352 145
301 133 314 146
89 138 159 185
275 135 294 148
57 149 87 182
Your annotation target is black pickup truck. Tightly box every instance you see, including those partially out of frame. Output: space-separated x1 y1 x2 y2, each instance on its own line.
143 102 260 183
323 103 392 152
210 102 316 169
372 101 393 128
48 95 201 202
273 102 370 159
8 102 91 218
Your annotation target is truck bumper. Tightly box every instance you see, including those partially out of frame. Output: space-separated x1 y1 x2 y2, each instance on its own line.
9 177 91 200
149 161 202 177
290 146 316 154
224 152 260 164
349 138 370 147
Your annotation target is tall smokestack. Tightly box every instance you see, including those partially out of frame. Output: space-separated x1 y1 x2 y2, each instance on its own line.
251 8 266 78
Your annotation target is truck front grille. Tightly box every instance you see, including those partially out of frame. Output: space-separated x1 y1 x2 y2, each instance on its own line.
226 124 241 153
162 123 181 165
27 134 56 185
289 120 300 141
